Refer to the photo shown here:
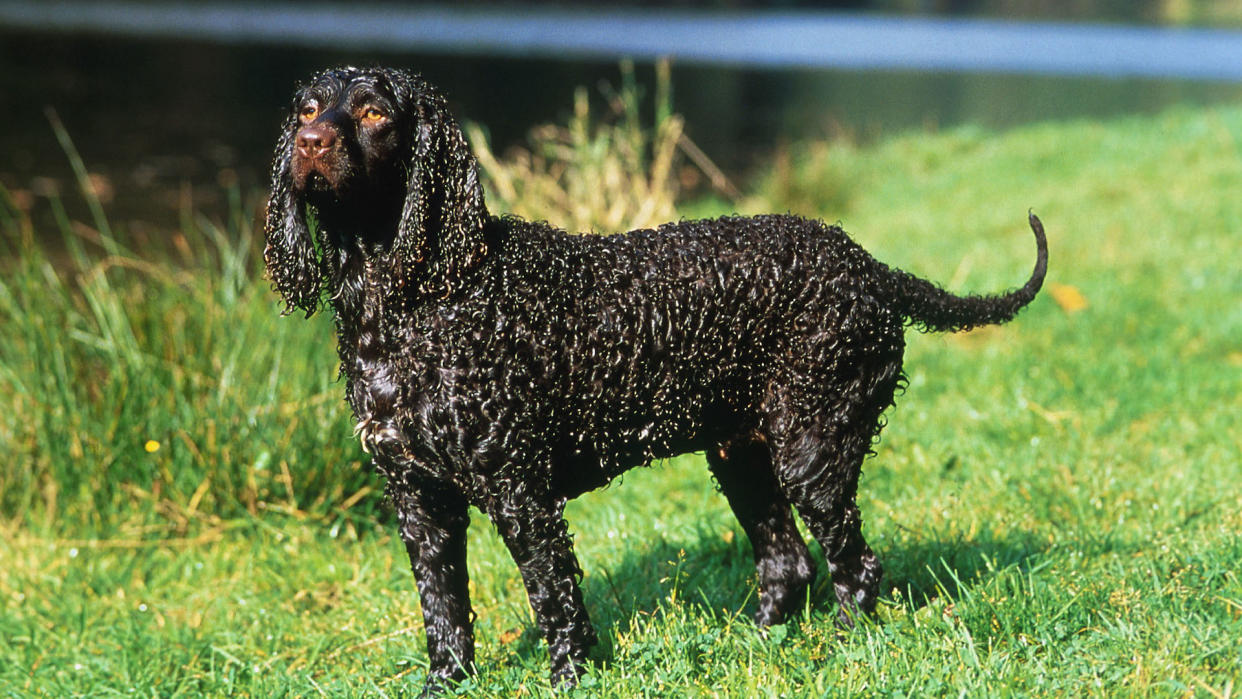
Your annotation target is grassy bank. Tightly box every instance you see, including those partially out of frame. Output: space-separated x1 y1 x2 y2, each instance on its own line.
1 97 1240 696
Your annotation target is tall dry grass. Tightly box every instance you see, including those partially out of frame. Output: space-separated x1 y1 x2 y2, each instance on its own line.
467 60 735 234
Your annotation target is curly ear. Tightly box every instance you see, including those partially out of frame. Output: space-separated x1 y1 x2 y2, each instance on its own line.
392 78 488 298
263 112 322 316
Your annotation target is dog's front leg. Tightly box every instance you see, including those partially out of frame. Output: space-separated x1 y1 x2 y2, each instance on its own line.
390 479 476 694
490 490 597 687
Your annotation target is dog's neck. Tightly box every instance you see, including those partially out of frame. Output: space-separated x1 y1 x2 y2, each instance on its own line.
322 226 404 321
312 196 402 245
317 198 496 351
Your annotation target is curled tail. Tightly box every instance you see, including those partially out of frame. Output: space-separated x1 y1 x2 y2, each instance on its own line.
889 212 1048 333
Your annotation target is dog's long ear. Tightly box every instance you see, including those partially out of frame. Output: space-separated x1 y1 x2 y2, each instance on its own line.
263 110 322 316
392 77 488 298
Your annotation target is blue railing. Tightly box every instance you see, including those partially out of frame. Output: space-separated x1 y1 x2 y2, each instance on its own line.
5 2 1242 81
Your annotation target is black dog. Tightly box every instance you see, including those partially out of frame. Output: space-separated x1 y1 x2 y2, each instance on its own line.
264 66 1047 690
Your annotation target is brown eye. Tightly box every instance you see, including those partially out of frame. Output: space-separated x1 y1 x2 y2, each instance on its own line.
299 103 320 122
362 107 387 124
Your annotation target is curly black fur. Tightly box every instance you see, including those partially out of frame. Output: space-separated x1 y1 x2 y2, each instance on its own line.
264 66 1048 691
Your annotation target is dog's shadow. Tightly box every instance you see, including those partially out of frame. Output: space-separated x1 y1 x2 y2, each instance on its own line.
473 455 1071 675
559 522 1056 667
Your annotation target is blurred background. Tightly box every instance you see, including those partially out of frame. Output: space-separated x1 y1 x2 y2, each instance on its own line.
5 0 1242 235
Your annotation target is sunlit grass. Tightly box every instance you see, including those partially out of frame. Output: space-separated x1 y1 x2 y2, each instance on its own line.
1 89 1240 696
0 118 378 541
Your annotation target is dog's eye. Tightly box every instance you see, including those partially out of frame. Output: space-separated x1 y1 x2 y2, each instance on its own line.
299 103 320 122
361 107 388 124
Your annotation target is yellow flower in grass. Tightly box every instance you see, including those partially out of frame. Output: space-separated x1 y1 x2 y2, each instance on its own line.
144 440 161 453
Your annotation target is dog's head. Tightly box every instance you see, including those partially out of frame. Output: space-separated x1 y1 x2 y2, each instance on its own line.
287 68 408 213
264 66 488 316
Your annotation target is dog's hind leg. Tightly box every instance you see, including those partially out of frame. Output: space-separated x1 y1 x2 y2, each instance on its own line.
767 359 902 628
708 438 816 627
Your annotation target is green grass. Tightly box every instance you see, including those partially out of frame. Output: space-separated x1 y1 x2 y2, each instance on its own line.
2 99 1241 696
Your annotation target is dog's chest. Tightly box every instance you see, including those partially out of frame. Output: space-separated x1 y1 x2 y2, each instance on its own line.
342 305 497 471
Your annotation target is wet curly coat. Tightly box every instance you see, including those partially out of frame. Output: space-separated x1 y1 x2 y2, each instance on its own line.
264 66 1048 690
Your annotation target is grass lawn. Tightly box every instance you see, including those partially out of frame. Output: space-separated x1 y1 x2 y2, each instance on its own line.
1 99 1240 696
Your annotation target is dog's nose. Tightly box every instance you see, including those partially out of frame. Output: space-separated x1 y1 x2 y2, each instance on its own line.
296 125 336 159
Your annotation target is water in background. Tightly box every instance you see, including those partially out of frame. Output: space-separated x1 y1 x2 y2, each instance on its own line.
4 27 1242 236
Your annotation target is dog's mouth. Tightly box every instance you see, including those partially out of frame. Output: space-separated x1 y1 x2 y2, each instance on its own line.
293 158 354 203
291 153 403 228
303 170 333 194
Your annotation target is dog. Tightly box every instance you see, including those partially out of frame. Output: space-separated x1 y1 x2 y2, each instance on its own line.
263 65 1047 690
